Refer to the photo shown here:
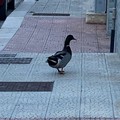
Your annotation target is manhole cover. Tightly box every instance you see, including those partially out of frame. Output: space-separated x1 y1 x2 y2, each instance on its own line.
0 82 54 91
0 58 32 64
0 54 16 57
32 13 70 16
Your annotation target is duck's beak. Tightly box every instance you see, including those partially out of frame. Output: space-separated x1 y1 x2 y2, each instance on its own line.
73 37 76 40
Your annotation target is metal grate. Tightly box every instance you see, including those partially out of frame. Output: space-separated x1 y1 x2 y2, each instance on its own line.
32 13 70 16
0 82 54 92
0 54 16 57
0 58 32 64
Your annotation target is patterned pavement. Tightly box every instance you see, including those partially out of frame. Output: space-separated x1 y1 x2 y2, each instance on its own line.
1 0 110 53
2 16 110 53
0 53 120 119
0 0 119 120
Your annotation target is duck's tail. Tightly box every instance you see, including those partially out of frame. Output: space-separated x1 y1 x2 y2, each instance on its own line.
46 56 58 66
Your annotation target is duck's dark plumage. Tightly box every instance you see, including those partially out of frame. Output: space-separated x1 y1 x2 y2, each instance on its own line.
46 35 76 74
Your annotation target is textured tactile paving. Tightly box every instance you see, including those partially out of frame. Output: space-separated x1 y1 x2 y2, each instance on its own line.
0 54 16 57
0 53 120 118
0 82 54 91
0 58 32 64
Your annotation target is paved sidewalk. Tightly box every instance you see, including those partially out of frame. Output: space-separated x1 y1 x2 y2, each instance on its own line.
0 0 119 120
0 53 120 119
0 0 36 51
29 0 95 17
0 0 109 53
2 16 110 53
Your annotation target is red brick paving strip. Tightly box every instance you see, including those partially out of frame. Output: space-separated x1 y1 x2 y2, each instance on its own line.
2 17 110 53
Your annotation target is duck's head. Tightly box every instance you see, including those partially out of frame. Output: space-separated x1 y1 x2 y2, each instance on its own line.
64 35 76 46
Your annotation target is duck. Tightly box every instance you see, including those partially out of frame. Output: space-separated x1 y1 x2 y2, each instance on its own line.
46 35 76 74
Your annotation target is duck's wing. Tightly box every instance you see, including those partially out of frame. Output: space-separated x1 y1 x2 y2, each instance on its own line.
54 50 72 68
47 50 71 68
58 52 71 68
54 51 67 59
47 55 58 66
46 51 67 68
47 51 66 66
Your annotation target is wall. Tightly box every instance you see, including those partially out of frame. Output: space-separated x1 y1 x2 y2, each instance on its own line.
114 0 120 52
106 0 116 35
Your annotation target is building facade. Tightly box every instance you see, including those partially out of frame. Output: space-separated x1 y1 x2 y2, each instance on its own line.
94 0 120 52
114 0 120 52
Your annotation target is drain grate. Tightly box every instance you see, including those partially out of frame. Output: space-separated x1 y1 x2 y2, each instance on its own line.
0 82 54 91
0 58 32 64
32 13 70 16
0 54 16 57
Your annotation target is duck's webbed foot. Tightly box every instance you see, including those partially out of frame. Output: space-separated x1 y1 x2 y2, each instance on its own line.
57 68 65 74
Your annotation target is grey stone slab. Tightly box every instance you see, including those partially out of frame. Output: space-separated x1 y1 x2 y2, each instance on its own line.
55 3 70 13
11 92 51 118
15 1 35 11
105 53 120 118
46 80 81 118
15 52 38 58
1 17 24 29
29 0 48 13
15 0 24 8
28 0 95 17
9 11 27 17
0 53 38 81
0 64 9 80
110 85 120 118
105 53 120 73
1 63 34 82
80 82 113 118
0 29 17 38
46 54 82 118
80 53 114 118
1 64 33 81
0 38 11 51
0 92 21 118
70 12 83 17
27 53 57 82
